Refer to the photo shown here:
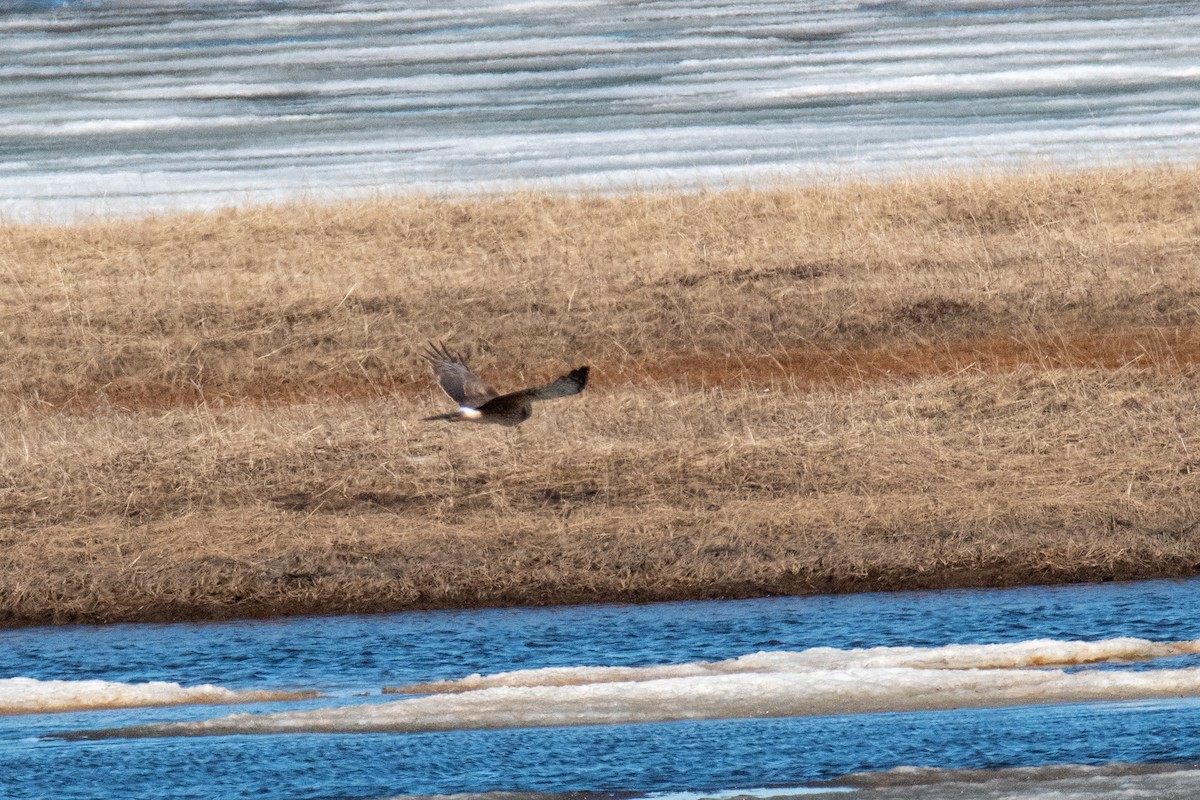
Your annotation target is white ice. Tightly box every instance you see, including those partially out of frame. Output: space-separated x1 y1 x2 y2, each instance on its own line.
83 637 1200 737
0 676 316 716
393 636 1200 694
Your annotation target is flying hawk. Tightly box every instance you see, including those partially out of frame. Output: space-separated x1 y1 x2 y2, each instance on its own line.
420 342 589 427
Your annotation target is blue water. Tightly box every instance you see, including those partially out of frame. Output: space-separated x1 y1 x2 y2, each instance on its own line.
4 578 1200 799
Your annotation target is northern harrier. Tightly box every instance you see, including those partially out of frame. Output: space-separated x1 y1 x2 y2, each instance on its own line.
420 342 589 427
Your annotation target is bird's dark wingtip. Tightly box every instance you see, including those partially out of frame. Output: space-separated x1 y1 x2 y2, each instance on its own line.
422 340 466 367
572 366 590 389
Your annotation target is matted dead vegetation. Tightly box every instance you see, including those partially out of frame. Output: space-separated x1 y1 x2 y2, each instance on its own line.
1 166 1200 624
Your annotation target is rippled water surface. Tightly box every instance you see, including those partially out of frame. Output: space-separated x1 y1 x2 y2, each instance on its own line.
2 0 1199 219
4 579 1200 799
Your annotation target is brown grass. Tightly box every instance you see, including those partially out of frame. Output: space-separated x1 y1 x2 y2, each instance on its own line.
2 166 1200 625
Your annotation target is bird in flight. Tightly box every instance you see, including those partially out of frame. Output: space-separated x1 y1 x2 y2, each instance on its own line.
420 342 589 427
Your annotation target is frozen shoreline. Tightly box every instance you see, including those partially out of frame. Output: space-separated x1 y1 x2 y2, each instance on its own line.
4 0 1198 222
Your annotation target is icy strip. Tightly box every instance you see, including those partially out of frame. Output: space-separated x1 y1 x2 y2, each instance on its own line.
640 789 852 800
829 762 1200 800
367 765 1200 800
389 637 1200 694
64 664 1200 738
0 677 318 716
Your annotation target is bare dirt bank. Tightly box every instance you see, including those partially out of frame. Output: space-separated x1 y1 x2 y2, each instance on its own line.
2 167 1200 625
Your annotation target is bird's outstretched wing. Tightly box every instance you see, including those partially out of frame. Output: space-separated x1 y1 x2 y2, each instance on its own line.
422 341 499 408
501 366 589 404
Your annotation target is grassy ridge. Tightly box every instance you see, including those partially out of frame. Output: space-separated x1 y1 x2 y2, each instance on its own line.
2 167 1200 624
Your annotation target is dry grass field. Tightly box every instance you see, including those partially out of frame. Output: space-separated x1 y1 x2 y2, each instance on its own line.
2 166 1200 625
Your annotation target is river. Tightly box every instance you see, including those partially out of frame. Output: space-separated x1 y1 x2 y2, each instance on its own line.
4 578 1200 798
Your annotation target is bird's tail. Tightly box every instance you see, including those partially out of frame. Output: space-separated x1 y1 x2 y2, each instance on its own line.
420 411 467 423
